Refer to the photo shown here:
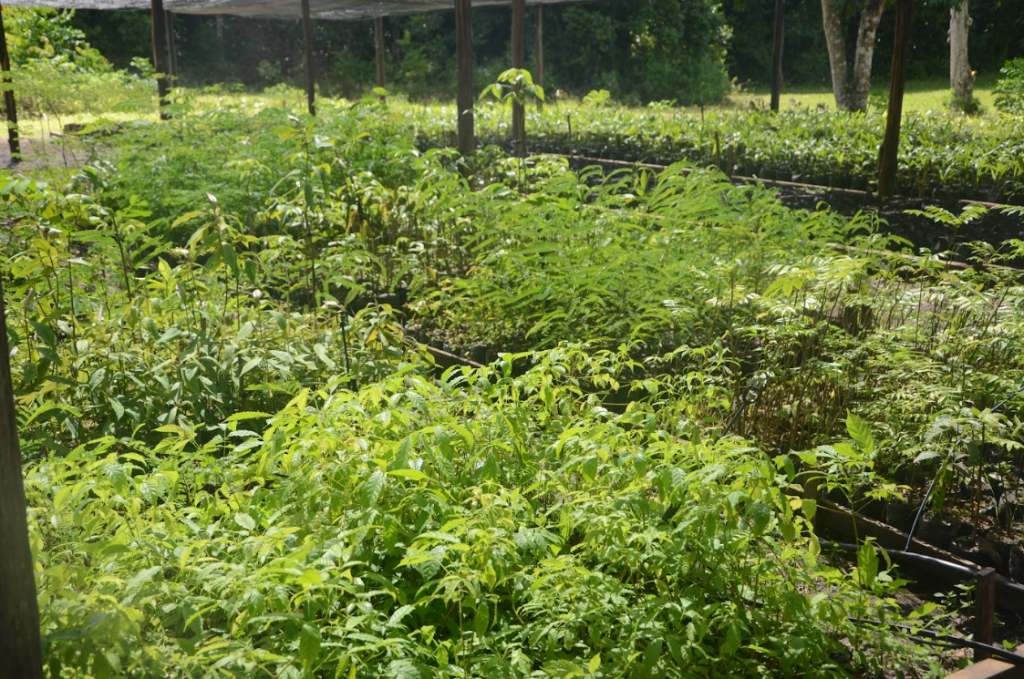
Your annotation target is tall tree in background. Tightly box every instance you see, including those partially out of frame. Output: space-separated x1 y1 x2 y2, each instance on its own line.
949 0 972 102
820 0 886 110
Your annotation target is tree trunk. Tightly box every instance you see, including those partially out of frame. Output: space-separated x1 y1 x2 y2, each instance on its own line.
822 0 886 112
0 1 20 160
300 0 315 116
455 0 474 157
511 0 526 158
878 0 913 197
374 17 386 90
0 274 45 679
950 2 973 101
770 0 786 112
821 0 851 110
150 0 169 119
850 0 886 111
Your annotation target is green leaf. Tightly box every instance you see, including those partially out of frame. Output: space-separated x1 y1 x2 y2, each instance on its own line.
361 470 386 509
234 513 256 531
299 623 321 669
588 653 601 674
858 541 879 589
720 621 742 656
224 411 271 422
30 321 56 348
123 565 161 603
581 456 599 483
846 412 875 455
474 603 489 638
749 500 772 535
109 398 125 421
388 469 427 482
240 357 262 376
222 242 239 278
641 638 663 676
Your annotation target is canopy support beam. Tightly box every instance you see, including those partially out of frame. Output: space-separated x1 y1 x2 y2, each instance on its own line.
511 0 525 157
165 10 178 84
455 0 474 156
301 0 316 116
0 280 44 679
770 0 785 111
151 0 170 119
878 0 912 197
0 1 19 160
374 17 386 90
535 4 543 110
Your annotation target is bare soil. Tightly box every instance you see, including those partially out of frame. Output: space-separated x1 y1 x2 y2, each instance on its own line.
1 136 89 174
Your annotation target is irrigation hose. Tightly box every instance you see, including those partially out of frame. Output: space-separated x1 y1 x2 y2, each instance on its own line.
715 382 765 442
737 590 1023 665
905 381 1024 551
848 617 1024 665
820 539 979 579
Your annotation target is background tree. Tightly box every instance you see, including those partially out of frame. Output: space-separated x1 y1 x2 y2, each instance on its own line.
820 0 887 111
949 0 972 102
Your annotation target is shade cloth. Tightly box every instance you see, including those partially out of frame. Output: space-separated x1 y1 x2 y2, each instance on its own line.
3 0 604 20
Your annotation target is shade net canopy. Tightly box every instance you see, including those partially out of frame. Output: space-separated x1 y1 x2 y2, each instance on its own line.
3 0 605 20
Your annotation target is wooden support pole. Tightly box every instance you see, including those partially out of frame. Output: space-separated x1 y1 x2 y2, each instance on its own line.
770 0 785 112
300 0 316 116
877 0 913 197
975 567 996 662
0 1 19 160
455 0 474 156
150 0 170 119
535 4 544 111
165 11 178 84
511 0 526 157
0 280 44 679
374 16 386 90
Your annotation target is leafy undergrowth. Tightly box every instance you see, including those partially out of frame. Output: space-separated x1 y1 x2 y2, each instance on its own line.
5 95 1024 677
28 351 934 678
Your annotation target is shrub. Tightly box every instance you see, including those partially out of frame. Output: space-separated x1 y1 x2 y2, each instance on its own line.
993 57 1024 115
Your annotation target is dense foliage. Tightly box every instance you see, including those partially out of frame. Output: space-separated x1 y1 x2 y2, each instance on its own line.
413 100 1024 202
3 7 152 119
5 95 1024 677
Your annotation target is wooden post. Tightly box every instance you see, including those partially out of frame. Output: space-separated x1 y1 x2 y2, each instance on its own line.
511 0 526 157
374 16 386 90
770 0 785 112
0 279 44 679
455 0 474 156
975 567 996 662
150 0 170 119
300 0 316 116
877 0 913 197
165 10 178 84
0 1 19 160
535 4 544 111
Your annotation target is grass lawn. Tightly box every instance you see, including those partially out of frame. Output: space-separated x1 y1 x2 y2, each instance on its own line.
730 76 1000 114
0 77 1005 149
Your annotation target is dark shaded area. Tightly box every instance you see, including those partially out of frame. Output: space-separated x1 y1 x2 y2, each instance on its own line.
721 0 1024 90
70 0 731 104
